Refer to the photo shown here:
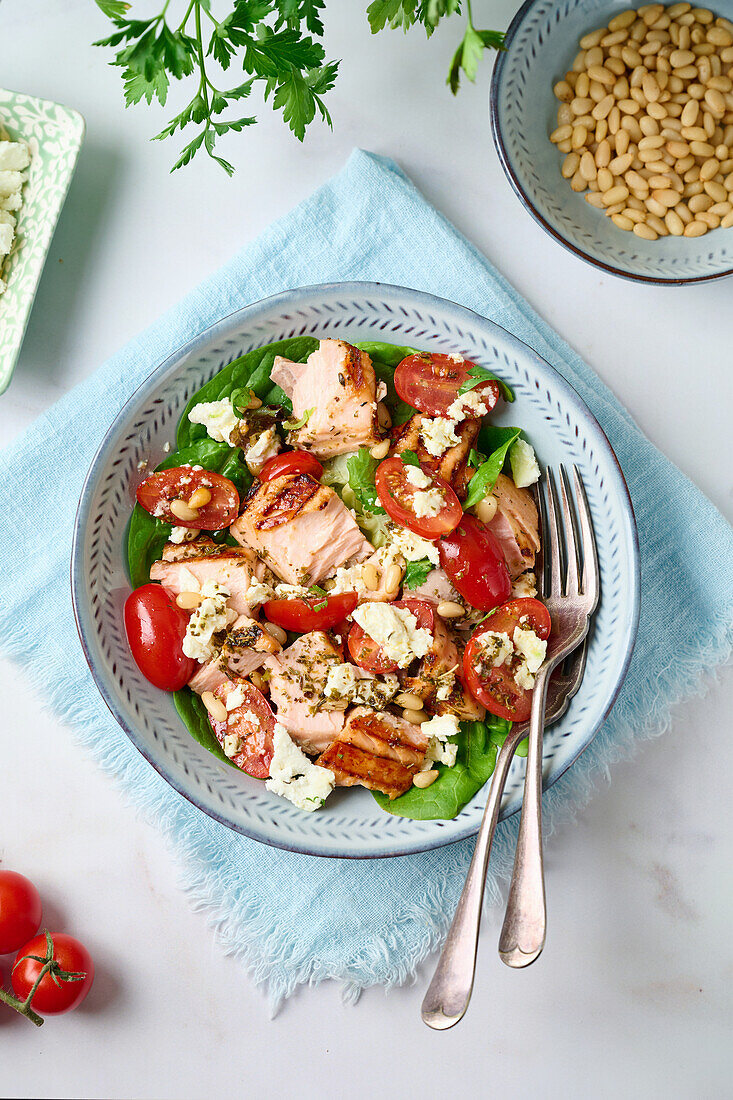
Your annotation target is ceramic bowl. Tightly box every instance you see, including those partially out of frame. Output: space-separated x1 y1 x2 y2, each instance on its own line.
491 0 733 284
71 282 640 858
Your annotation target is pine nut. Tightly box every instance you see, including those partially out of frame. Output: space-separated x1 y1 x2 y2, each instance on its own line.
249 669 265 691
665 207 686 232
721 209 733 225
403 708 428 725
395 692 425 710
474 494 498 523
384 564 403 595
262 621 288 645
633 221 659 238
363 563 379 591
170 498 199 521
437 601 465 619
413 770 439 789
683 218 708 233
612 212 634 229
202 692 228 723
188 487 212 509
246 393 263 410
602 184 630 204
369 439 390 459
562 152 580 178
176 591 202 610
704 178 728 200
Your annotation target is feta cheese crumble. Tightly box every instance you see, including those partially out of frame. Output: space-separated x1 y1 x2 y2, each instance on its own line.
513 626 547 676
419 416 461 457
387 524 440 567
351 603 432 668
323 663 399 708
511 571 538 599
421 713 460 770
170 525 197 545
509 438 540 488
475 630 513 670
404 466 432 489
412 488 445 519
188 398 240 445
182 581 231 662
265 724 335 812
446 389 489 420
245 579 275 607
244 426 281 474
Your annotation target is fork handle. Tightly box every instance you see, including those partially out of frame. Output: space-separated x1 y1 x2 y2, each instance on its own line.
421 725 527 1030
497 664 553 968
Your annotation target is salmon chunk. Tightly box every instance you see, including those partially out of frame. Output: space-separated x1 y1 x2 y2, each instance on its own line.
263 631 345 753
150 545 268 618
231 473 372 585
488 474 540 577
220 614 281 676
271 339 381 458
391 414 480 499
188 659 229 696
316 707 428 799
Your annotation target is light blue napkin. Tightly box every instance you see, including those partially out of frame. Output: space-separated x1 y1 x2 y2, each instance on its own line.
2 151 731 1011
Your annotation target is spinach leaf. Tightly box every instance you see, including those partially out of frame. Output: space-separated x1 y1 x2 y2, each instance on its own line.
372 717 511 820
177 336 321 450
403 557 434 589
400 449 420 467
346 447 386 515
463 426 521 509
458 363 515 404
125 439 254 587
173 689 237 768
487 715 528 757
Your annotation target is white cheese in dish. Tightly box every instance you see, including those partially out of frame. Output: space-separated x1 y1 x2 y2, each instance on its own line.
187 398 240 445
387 524 440 566
404 465 432 489
419 417 461 457
182 581 231 662
323 663 399 707
245 426 281 474
510 438 541 488
476 630 513 669
170 525 197 545
0 143 30 172
446 389 489 420
0 142 30 295
351 603 432 668
421 713 460 769
266 724 335 811
513 626 547 679
412 488 444 519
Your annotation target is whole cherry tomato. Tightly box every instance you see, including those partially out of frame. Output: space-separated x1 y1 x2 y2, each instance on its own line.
124 584 197 691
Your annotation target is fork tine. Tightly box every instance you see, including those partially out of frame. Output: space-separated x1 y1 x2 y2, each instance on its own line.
558 466 580 596
544 469 563 598
532 483 546 599
572 466 600 609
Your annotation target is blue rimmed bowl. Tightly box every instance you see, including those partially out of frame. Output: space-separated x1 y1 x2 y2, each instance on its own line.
71 282 639 858
491 0 733 284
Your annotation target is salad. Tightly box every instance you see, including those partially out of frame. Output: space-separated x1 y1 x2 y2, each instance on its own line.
124 337 550 821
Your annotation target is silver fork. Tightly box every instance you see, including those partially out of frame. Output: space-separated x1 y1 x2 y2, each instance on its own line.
421 466 598 1029
498 466 599 969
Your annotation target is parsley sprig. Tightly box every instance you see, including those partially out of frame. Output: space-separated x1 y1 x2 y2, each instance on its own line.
93 0 338 174
93 1 504 174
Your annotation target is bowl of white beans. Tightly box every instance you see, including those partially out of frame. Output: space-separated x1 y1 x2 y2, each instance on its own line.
491 0 733 283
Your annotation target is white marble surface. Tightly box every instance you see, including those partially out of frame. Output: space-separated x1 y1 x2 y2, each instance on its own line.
1 2 732 1098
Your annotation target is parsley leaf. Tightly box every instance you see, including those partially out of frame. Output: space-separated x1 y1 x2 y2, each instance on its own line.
463 427 521 509
403 557 434 589
458 364 515 403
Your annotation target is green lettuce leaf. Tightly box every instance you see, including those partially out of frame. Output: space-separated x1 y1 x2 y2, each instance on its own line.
372 716 511 820
346 447 385 515
463 426 521 509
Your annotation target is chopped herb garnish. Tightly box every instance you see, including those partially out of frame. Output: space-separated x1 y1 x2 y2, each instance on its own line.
283 407 314 431
311 599 329 611
403 557 434 589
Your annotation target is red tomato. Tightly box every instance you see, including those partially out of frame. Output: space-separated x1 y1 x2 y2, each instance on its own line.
438 514 512 611
0 872 42 955
463 598 551 721
394 353 501 417
347 599 434 674
210 680 276 779
260 450 323 482
136 467 239 531
375 457 462 540
12 933 94 1015
263 592 358 633
124 584 197 692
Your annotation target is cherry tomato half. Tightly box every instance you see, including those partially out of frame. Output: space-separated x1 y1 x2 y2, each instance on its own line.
438 514 512 612
0 872 42 955
348 599 435 674
463 598 552 721
394 353 501 418
12 933 94 1015
375 457 462 540
263 592 358 633
210 679 276 779
260 450 324 482
136 467 239 531
124 584 197 692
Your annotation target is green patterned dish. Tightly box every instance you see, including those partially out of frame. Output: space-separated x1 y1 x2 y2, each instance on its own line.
0 89 84 394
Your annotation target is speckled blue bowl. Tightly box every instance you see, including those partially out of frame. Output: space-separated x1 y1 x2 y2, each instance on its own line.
491 0 733 284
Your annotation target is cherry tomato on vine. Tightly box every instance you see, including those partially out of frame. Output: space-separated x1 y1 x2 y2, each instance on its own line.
0 872 42 955
12 933 94 1016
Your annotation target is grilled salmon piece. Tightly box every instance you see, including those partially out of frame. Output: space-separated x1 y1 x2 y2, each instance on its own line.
488 474 540 577
150 545 268 618
317 707 428 799
161 536 217 562
271 339 381 458
220 614 281 676
188 659 229 696
391 414 480 499
231 472 372 585
263 631 345 754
